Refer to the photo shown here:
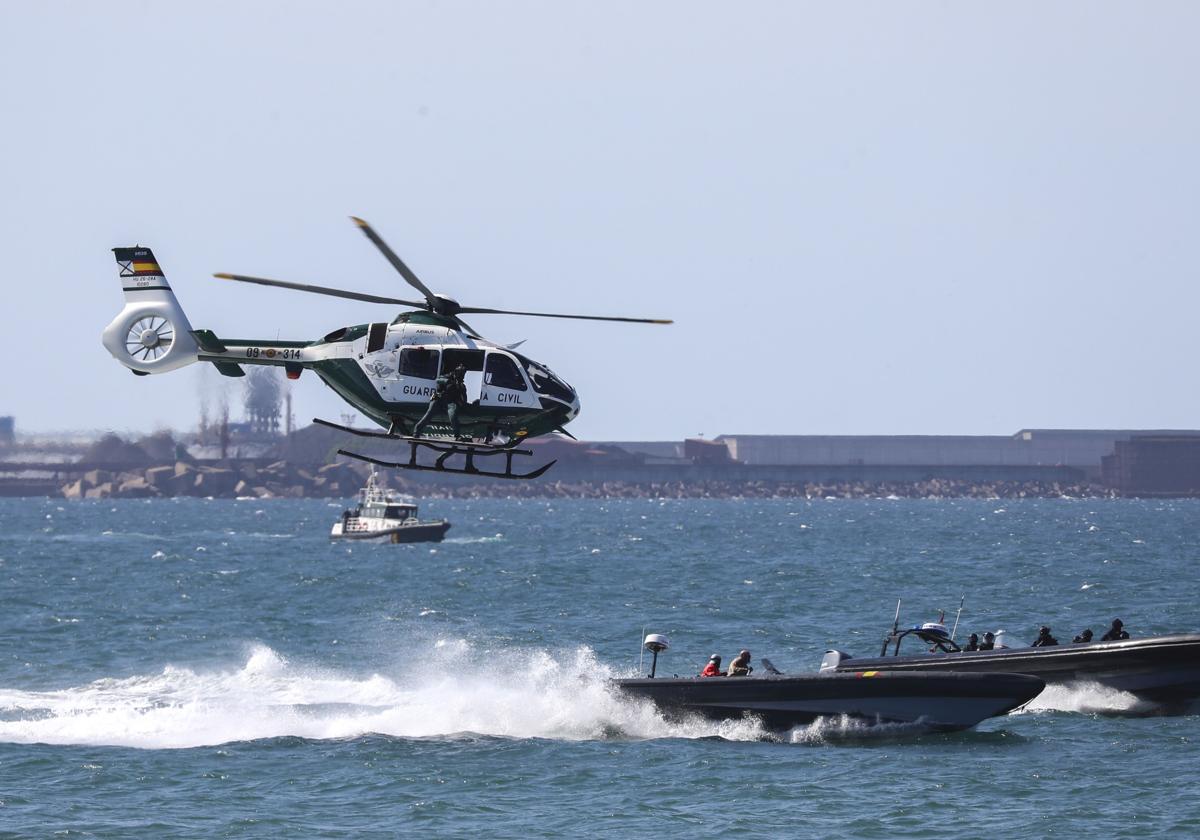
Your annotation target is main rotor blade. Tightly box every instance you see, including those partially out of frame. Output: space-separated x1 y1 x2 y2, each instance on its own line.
213 273 425 307
453 316 484 339
350 216 438 306
456 306 673 325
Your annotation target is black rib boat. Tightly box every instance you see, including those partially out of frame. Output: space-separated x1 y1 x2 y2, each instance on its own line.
614 635 1044 732
824 620 1200 709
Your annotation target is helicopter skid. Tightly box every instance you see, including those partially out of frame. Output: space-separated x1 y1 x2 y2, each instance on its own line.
313 417 521 450
336 441 556 481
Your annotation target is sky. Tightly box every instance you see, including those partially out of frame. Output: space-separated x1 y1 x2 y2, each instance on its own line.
1 1 1197 441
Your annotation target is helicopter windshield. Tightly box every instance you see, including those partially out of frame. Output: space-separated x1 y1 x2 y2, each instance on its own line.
513 352 574 403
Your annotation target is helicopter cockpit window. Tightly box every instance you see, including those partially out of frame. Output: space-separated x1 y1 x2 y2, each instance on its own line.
484 353 527 391
514 353 573 402
398 347 440 380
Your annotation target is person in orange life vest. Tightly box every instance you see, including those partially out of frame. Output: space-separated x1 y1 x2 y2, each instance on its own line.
700 654 723 677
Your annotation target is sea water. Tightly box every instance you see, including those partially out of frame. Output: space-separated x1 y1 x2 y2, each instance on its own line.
0 496 1198 837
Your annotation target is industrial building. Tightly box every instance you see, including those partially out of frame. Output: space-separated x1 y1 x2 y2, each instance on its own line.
598 429 1200 493
1102 437 1200 495
713 429 1200 480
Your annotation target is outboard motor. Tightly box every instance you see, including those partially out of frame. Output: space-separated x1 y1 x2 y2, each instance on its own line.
820 650 851 673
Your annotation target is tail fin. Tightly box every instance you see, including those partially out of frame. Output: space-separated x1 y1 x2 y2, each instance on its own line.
102 247 199 374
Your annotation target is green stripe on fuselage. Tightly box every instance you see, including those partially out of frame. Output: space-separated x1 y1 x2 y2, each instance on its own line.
216 338 311 348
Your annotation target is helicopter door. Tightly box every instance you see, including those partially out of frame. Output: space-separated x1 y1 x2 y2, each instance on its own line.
440 349 485 403
481 352 535 409
394 347 440 402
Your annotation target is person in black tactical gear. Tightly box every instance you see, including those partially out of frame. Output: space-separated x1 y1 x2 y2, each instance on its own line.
1100 618 1130 641
1031 626 1058 647
979 631 995 650
413 363 470 440
963 633 980 652
1073 628 1094 644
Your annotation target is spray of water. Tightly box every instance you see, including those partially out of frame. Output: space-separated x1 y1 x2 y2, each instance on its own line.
0 641 774 749
786 714 936 744
1017 680 1159 716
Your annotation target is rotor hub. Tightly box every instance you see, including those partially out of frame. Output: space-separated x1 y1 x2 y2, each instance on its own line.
431 294 461 316
139 328 161 348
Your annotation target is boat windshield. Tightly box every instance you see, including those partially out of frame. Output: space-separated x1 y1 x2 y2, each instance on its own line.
385 505 415 519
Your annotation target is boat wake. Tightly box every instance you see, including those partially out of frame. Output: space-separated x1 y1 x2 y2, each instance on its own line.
0 641 780 749
443 535 505 545
1017 680 1160 716
784 714 938 744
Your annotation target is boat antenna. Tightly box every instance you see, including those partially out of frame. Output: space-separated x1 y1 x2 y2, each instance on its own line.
882 598 904 657
950 593 966 641
638 625 645 674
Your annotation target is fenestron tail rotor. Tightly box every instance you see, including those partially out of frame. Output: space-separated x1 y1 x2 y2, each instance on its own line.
212 217 673 333
124 315 174 361
103 246 199 374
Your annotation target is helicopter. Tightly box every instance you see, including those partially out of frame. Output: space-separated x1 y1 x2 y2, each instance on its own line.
101 217 671 479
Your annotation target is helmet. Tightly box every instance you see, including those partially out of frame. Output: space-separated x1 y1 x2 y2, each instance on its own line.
969 633 979 641
709 654 721 662
1112 618 1123 628
1040 626 1051 634
739 649 751 657
984 632 995 640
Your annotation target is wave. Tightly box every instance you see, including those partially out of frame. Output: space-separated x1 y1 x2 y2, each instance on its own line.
0 642 777 750
1017 680 1159 716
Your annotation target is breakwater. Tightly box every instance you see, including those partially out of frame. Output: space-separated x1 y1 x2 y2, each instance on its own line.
12 459 1114 500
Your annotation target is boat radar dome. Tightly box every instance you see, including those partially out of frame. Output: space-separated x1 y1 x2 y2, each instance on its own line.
643 634 669 653
919 622 950 639
642 634 669 678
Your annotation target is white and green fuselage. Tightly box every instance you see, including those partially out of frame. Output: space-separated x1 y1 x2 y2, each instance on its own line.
102 248 580 441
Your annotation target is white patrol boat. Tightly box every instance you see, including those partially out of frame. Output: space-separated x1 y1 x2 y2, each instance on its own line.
331 469 450 543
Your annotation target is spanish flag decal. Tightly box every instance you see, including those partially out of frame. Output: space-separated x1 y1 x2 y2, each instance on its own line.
132 261 162 275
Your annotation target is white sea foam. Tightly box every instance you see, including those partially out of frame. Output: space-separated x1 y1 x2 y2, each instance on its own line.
1017 680 1158 716
0 642 771 749
786 714 931 744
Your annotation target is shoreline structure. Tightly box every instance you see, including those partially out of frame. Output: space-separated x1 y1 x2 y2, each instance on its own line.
3 425 1198 499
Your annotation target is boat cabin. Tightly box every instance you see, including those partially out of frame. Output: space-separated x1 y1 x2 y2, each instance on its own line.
357 499 418 522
